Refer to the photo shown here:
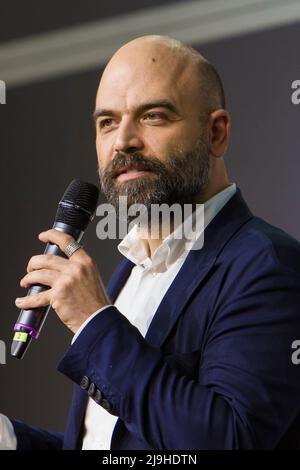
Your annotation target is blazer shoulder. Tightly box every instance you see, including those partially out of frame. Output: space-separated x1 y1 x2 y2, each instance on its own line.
224 216 300 275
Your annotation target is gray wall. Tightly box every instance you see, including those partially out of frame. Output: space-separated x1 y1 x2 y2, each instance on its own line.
0 20 299 432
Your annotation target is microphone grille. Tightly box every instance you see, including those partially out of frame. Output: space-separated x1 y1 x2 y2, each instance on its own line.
55 179 99 230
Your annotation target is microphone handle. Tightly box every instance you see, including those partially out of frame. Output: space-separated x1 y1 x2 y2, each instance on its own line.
11 222 83 359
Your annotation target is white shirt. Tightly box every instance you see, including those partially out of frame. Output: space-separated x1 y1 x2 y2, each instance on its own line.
0 183 236 450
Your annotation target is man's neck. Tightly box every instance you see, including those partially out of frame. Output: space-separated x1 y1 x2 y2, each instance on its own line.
142 180 232 260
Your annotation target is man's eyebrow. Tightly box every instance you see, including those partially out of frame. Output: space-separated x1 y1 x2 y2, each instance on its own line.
92 100 179 122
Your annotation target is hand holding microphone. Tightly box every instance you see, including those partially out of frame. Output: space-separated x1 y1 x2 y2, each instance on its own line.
12 179 110 359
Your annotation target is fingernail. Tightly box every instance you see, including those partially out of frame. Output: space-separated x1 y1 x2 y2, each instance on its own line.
15 298 22 305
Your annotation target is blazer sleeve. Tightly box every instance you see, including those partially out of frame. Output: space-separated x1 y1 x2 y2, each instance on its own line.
57 246 300 450
11 419 63 450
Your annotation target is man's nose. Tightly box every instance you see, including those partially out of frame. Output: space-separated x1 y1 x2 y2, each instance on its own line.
113 119 144 154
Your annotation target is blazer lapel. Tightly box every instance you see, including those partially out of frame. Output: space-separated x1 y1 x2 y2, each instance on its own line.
144 188 253 348
106 257 135 302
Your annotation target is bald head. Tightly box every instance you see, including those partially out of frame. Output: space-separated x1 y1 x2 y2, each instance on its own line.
98 35 225 117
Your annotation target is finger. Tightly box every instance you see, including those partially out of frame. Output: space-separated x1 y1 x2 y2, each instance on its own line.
20 269 60 288
15 291 51 309
39 229 86 260
27 254 68 273
39 229 75 251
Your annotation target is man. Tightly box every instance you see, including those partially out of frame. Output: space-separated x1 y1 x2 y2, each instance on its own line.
1 35 300 450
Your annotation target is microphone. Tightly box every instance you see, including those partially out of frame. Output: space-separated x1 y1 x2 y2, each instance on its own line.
11 179 99 360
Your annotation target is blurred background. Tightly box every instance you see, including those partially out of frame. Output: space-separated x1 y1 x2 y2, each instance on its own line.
0 0 299 434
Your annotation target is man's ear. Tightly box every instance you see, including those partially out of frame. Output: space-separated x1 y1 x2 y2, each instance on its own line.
208 109 231 158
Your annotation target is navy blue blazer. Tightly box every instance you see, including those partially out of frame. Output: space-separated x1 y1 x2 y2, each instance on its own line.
12 188 300 449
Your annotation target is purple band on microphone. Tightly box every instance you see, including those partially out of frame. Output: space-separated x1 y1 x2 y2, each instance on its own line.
14 323 39 338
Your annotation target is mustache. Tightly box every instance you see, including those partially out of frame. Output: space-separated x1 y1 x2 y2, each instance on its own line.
100 152 167 179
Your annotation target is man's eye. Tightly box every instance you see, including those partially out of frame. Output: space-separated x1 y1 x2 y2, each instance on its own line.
144 112 165 120
99 118 113 129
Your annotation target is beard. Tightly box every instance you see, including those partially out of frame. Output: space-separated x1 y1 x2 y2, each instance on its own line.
98 132 210 217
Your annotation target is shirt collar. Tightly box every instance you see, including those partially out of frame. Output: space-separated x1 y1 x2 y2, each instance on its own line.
117 183 237 273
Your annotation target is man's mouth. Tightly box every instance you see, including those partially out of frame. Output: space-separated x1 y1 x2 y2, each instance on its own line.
115 165 153 182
